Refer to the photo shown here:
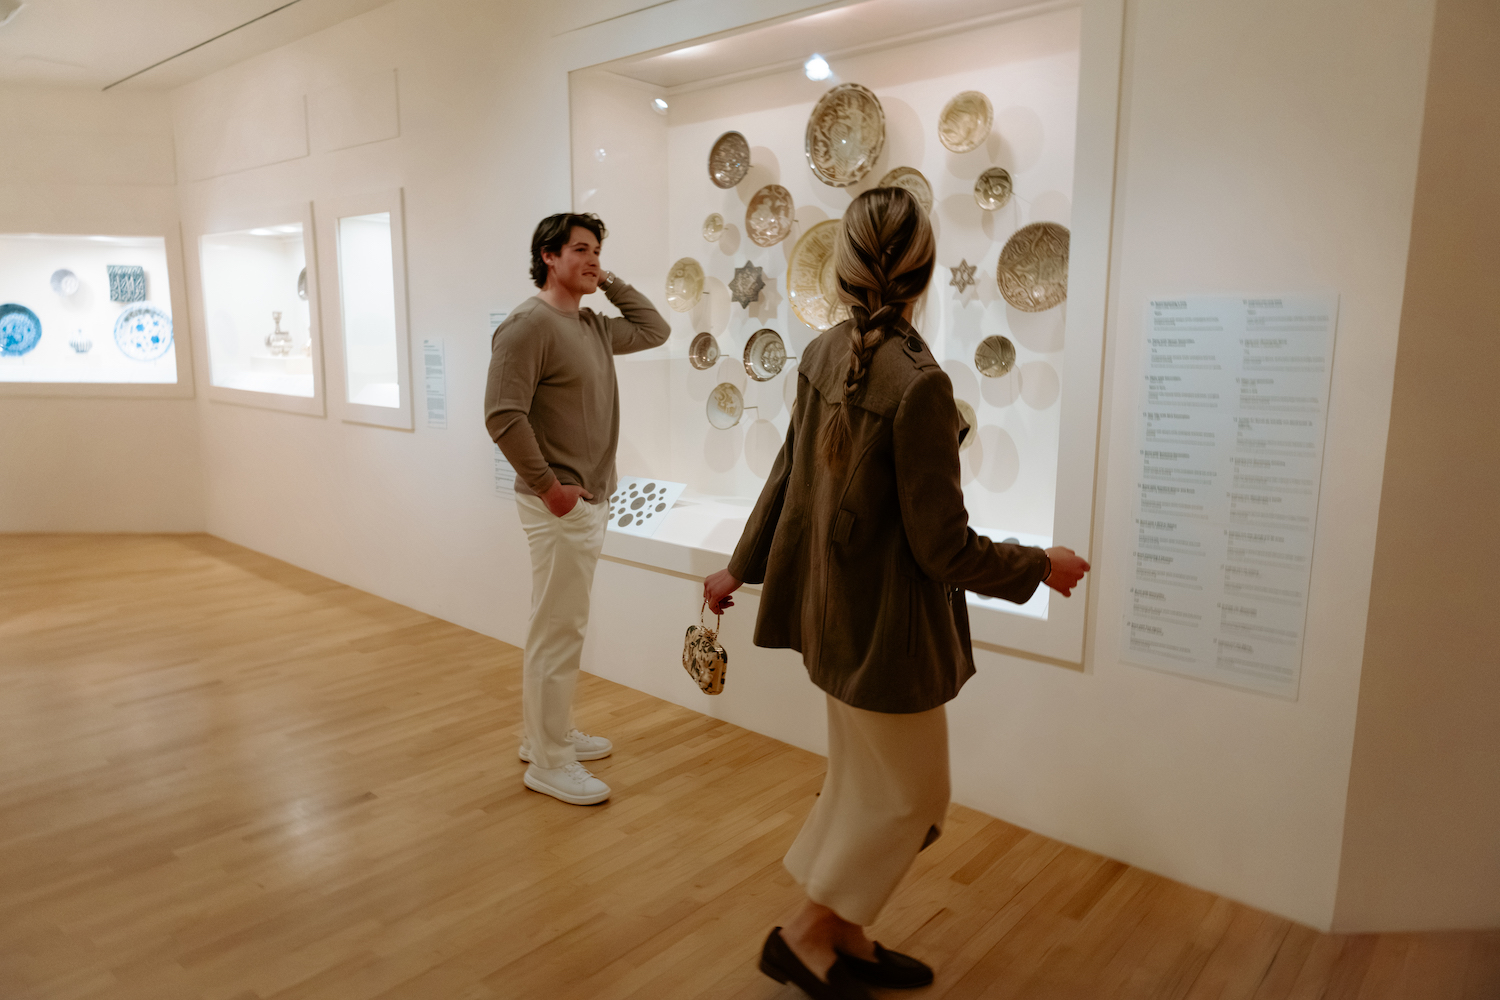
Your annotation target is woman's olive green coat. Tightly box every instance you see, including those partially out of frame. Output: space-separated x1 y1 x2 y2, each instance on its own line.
728 319 1049 714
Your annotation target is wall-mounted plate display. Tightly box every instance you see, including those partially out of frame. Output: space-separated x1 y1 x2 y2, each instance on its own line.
975 334 1017 377
938 90 993 153
702 213 724 242
113 304 173 361
955 398 977 451
0 303 42 356
997 222 1070 312
745 184 795 247
787 220 850 332
708 131 751 188
974 167 1013 210
50 269 79 297
805 83 886 187
665 257 705 311
743 328 787 381
876 166 934 214
689 331 720 370
729 260 766 309
106 264 146 303
707 382 744 428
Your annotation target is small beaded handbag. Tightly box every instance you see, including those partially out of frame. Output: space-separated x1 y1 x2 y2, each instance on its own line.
683 601 729 695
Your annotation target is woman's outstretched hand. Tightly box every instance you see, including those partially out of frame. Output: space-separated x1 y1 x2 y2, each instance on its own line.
1043 547 1091 597
704 569 742 615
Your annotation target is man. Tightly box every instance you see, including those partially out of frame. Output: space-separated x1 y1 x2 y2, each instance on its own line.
484 213 670 805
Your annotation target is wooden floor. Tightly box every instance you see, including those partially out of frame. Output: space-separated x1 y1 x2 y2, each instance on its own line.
0 535 1495 1000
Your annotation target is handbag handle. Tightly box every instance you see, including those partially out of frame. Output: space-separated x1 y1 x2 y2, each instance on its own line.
700 599 722 635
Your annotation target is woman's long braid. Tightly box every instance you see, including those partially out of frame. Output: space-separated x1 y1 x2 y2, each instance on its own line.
819 187 936 466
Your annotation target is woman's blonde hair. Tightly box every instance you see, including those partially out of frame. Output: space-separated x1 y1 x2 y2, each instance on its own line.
819 186 936 465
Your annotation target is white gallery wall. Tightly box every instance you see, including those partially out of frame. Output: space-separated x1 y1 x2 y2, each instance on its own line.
11 0 1491 933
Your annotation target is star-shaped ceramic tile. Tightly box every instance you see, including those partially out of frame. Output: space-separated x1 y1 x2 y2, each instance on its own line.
729 261 767 309
950 259 977 294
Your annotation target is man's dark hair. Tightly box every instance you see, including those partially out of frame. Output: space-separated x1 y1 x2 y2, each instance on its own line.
530 213 608 288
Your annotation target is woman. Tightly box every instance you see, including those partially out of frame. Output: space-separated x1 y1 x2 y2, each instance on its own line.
703 187 1090 1000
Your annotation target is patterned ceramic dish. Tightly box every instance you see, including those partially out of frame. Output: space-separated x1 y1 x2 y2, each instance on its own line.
786 220 850 332
707 382 744 429
974 167 1014 211
702 213 724 242
743 328 787 382
0 303 42 356
746 184 795 248
877 166 934 214
955 398 978 452
975 335 1017 378
709 131 751 188
50 269 80 296
805 83 886 187
938 90 993 153
997 222 1070 312
665 257 705 312
689 332 720 370
107 264 146 303
729 261 767 309
113 303 173 361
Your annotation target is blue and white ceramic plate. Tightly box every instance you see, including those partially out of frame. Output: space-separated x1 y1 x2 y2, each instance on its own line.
0 303 42 356
113 303 173 361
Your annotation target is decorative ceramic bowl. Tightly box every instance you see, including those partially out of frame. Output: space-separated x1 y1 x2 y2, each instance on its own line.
746 184 795 248
665 257 705 312
0 303 42 356
955 398 978 452
997 222 1070 312
786 220 850 332
50 269 80 296
805 83 886 187
702 213 724 242
689 332 720 370
938 90 993 153
707 382 744 429
877 166 934 213
709 131 751 188
113 303 173 361
743 328 787 381
975 335 1017 378
974 167 1013 211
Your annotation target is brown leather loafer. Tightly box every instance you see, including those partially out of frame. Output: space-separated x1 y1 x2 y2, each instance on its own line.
839 942 935 989
759 927 875 1000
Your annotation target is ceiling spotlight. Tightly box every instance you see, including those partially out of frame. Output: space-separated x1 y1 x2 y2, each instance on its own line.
652 98 669 115
804 54 831 81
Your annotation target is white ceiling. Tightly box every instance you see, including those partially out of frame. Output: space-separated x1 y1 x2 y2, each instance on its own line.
0 0 396 90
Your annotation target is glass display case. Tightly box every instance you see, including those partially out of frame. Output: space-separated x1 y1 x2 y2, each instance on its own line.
316 189 412 429
196 202 324 415
568 0 1119 662
0 233 178 385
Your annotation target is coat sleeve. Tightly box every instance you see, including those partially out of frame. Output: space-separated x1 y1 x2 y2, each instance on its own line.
727 386 800 584
893 368 1049 602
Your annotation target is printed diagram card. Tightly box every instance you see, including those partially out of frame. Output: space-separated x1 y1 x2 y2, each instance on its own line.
605 477 686 538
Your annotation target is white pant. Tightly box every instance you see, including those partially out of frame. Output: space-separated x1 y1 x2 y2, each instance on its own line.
516 493 608 769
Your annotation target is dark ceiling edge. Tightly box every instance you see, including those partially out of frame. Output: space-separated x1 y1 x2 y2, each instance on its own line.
102 0 305 91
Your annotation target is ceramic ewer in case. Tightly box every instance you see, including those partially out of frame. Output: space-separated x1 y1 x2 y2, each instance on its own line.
805 83 886 187
708 131 751 189
265 311 294 357
996 222 1070 312
938 90 993 153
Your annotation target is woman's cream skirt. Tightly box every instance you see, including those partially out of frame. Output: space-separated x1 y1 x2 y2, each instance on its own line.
783 694 951 926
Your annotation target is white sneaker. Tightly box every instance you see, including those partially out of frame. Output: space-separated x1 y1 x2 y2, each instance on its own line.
523 762 611 805
518 729 614 763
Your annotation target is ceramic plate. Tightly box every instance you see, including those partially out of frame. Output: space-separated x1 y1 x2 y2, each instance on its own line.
743 328 787 381
805 83 886 187
709 131 751 188
702 213 724 242
877 166 934 213
786 219 850 332
975 335 1017 377
50 269 80 296
0 303 42 356
707 382 744 429
689 332 720 370
746 184 795 248
938 90 993 153
955 398 977 452
665 257 705 312
974 167 1013 210
297 267 308 300
113 303 173 361
997 222 1070 312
